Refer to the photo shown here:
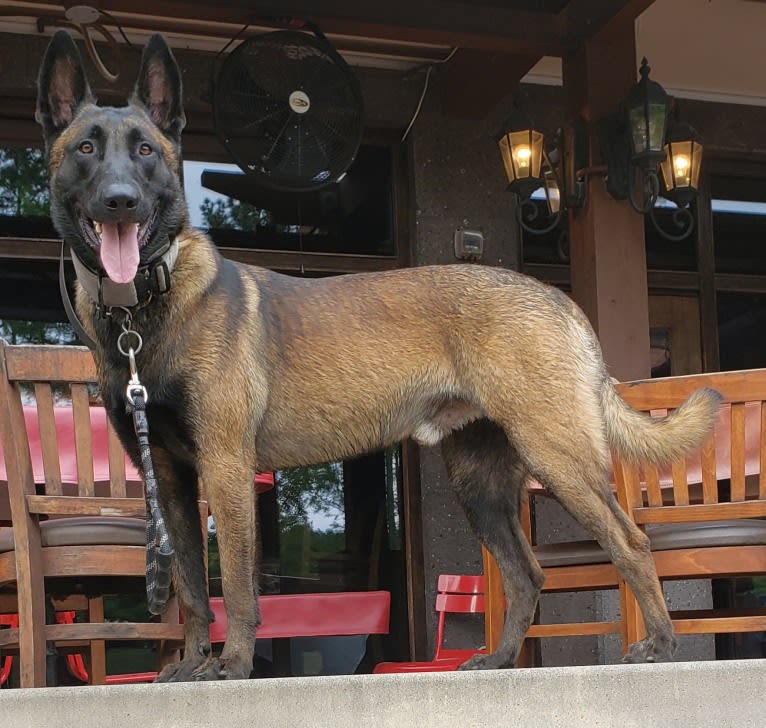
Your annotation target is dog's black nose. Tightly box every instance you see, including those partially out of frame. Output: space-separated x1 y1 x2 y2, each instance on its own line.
101 183 140 214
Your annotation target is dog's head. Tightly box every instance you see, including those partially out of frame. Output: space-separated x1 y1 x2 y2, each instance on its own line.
36 31 188 284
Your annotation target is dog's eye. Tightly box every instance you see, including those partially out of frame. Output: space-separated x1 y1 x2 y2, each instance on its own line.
139 143 153 156
78 141 94 154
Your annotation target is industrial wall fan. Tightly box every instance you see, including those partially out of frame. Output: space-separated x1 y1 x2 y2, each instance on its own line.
212 28 364 192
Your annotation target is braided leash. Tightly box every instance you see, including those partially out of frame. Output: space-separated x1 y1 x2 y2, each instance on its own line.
118 313 174 615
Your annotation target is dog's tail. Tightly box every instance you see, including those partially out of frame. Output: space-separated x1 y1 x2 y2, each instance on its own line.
601 378 723 465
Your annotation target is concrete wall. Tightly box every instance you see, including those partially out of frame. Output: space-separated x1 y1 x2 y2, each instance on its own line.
3 660 766 728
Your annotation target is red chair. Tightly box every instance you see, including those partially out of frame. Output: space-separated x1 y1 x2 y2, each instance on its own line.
55 611 89 683
373 574 486 673
1 613 18 685
0 611 89 686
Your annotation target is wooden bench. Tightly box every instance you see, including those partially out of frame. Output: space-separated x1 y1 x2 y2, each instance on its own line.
106 590 390 682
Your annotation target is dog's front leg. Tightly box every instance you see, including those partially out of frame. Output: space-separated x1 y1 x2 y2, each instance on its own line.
146 451 214 683
191 453 259 681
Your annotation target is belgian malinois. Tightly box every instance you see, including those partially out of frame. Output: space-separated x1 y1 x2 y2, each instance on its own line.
37 30 721 680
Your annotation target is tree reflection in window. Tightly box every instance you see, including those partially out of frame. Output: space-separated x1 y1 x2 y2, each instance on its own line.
275 463 345 584
0 148 49 216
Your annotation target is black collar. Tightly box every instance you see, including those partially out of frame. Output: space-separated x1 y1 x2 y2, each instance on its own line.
70 237 179 312
59 238 180 350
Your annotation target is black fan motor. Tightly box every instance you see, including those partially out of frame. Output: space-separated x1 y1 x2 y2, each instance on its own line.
213 30 364 192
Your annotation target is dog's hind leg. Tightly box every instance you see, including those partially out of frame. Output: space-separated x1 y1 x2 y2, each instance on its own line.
142 451 214 683
517 425 676 663
442 420 545 670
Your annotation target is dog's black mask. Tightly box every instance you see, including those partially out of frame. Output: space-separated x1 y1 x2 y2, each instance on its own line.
36 31 188 281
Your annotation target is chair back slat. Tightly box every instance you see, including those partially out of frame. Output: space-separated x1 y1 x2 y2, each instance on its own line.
699 436 717 501
4 345 96 383
644 465 663 506
107 419 127 498
613 456 642 511
760 402 766 500
437 574 484 594
435 592 485 614
33 382 62 496
71 384 95 497
730 402 747 502
671 458 689 505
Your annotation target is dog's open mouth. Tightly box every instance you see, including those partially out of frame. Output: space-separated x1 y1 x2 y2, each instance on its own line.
79 208 157 284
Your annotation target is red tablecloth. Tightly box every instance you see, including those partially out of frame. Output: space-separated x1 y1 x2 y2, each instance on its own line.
0 405 274 492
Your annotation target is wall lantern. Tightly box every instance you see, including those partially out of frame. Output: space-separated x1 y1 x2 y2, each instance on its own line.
497 116 587 235
497 110 545 200
499 58 702 241
660 116 703 208
624 57 671 171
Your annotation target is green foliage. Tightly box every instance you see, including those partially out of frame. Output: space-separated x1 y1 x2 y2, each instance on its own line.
207 528 221 580
104 593 152 622
0 320 76 345
206 464 345 586
200 197 269 230
277 463 344 533
0 148 49 217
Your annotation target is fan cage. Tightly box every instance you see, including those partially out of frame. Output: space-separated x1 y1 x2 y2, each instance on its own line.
213 30 365 193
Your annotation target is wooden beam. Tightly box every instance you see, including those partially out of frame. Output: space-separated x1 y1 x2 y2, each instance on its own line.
439 49 539 118
562 0 657 44
111 0 569 53
695 169 720 372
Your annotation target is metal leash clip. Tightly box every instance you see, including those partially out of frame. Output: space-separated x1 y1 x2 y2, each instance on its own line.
125 346 148 407
116 310 148 407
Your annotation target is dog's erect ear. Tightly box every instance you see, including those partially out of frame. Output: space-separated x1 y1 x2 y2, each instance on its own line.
131 34 186 142
36 31 95 149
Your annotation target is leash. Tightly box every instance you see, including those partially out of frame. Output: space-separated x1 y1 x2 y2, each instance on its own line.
118 313 175 615
59 243 175 614
59 243 98 351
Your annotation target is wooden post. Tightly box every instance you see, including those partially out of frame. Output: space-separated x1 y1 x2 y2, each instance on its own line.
563 26 652 382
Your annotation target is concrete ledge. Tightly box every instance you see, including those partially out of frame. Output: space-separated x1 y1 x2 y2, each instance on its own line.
2 659 766 728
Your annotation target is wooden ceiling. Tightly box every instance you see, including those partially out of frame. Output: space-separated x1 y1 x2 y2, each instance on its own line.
0 0 655 115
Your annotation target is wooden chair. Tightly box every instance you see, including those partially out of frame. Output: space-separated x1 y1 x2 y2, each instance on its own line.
0 341 204 687
373 574 486 673
483 368 766 665
614 368 766 646
482 503 623 668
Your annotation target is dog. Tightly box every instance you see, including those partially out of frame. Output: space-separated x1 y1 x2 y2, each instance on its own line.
36 30 722 680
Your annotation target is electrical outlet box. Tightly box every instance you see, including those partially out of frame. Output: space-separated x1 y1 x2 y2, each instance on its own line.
454 228 484 261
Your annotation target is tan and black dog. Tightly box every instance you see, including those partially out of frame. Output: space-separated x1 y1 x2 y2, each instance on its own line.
37 30 721 680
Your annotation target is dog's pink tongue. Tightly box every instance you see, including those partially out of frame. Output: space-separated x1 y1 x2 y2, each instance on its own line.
99 221 140 284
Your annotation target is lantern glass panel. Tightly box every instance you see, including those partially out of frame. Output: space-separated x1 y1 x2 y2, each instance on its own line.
498 129 543 184
543 170 561 215
647 102 668 152
629 102 668 156
660 139 704 193
661 139 691 190
498 134 515 183
690 141 703 189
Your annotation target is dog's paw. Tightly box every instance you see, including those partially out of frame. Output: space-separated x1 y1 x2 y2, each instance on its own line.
155 657 208 683
622 634 677 664
190 655 252 681
456 653 510 671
